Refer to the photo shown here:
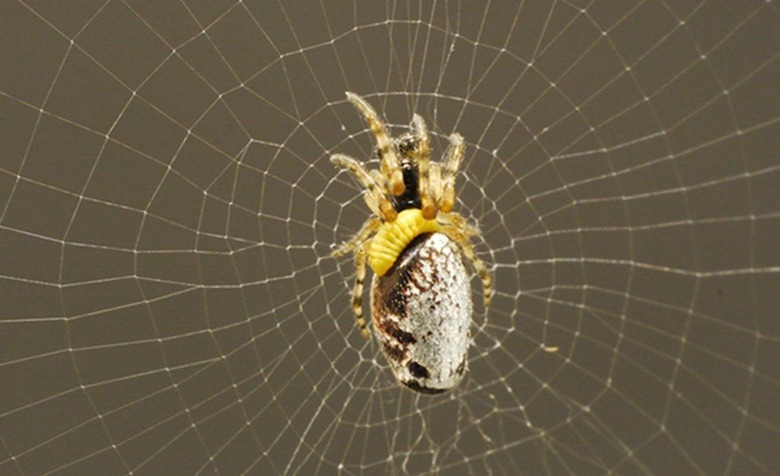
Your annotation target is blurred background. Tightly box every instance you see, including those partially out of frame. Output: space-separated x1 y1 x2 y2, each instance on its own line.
0 1 778 475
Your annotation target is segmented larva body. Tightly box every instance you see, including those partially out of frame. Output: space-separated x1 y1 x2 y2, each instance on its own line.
371 232 472 394
368 208 440 276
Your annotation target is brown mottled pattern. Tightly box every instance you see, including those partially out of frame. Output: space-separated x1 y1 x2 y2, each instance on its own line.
371 233 472 394
371 235 430 364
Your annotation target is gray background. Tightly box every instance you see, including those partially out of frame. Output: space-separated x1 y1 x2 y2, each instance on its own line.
1 1 778 475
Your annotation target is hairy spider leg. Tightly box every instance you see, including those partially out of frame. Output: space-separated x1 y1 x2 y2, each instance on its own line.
331 154 397 222
441 133 465 213
352 246 371 339
410 114 437 219
439 212 480 237
345 92 405 196
428 162 442 207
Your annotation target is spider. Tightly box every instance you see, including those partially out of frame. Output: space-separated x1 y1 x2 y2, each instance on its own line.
331 92 493 393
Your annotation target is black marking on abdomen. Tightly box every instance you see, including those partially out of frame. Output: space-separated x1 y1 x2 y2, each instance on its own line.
402 380 447 395
456 357 467 376
391 327 415 345
378 319 416 345
383 342 405 363
408 361 430 379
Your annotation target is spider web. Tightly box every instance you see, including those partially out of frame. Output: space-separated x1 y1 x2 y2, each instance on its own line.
1 1 778 475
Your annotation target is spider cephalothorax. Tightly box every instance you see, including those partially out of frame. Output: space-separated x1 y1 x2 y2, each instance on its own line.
332 92 493 393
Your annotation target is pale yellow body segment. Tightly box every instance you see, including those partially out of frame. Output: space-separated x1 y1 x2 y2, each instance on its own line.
368 209 440 276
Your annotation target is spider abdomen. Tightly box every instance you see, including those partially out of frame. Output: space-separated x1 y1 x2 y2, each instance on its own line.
370 232 472 394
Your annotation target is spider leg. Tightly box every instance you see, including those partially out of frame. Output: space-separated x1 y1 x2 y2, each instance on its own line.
369 169 389 193
361 191 383 218
332 217 381 258
441 224 494 306
410 114 436 219
441 133 465 213
364 170 392 216
345 92 405 196
429 162 442 208
352 245 371 339
331 154 397 222
439 212 480 237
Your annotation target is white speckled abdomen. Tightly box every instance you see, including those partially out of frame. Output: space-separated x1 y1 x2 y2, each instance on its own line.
371 232 472 394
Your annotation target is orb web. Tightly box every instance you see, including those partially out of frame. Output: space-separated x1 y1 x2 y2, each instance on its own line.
0 1 778 475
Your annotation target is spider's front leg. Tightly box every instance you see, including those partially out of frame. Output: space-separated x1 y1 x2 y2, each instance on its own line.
331 154 397 222
429 162 442 210
410 114 437 220
440 133 465 213
346 92 405 196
